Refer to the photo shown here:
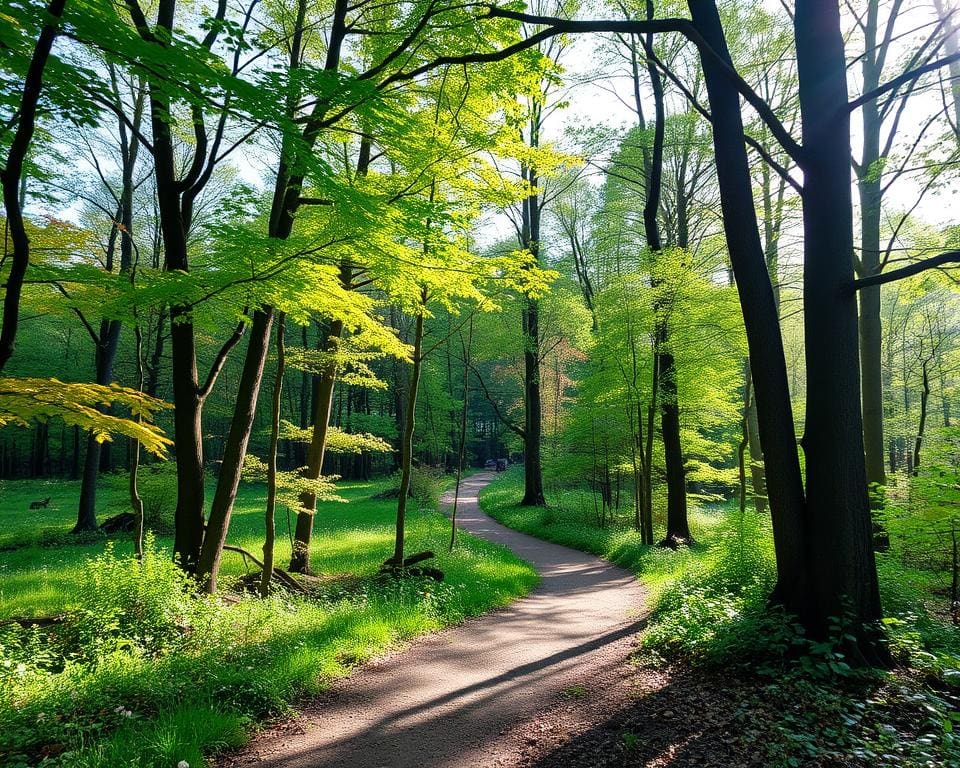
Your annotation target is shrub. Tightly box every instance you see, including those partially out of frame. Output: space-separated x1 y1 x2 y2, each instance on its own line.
375 466 445 510
65 534 208 659
641 509 780 665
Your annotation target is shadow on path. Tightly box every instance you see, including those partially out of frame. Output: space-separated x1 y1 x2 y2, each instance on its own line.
222 472 647 768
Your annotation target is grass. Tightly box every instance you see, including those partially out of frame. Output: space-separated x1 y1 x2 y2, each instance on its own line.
0 470 537 767
480 468 960 767
479 467 731 598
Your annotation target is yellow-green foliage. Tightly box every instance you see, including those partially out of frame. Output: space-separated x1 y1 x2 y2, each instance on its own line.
0 378 171 457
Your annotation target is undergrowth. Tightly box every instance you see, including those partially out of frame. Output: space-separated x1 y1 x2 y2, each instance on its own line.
0 478 536 767
481 468 960 767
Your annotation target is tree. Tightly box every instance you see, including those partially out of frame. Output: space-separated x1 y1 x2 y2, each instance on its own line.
0 0 68 373
70 65 147 532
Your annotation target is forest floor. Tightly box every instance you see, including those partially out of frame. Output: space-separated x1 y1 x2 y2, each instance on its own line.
221 472 649 768
226 471 960 768
0 472 538 767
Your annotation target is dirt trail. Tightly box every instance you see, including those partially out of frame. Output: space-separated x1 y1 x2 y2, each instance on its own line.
223 472 646 768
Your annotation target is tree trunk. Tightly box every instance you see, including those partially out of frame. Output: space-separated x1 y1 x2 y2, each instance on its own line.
521 293 546 506
638 19 689 545
196 0 346 586
519 105 546 507
857 0 887 494
688 0 808 610
659 349 690 544
449 317 474 551
913 360 930 473
742 361 767 514
131 324 145 559
75 320 122 533
391 296 426 565
198 308 275 592
262 313 286 596
170 316 206 573
289 317 344 574
795 0 885 656
0 0 67 373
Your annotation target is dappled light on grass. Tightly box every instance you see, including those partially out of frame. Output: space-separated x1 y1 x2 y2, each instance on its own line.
480 468 727 601
0 477 536 767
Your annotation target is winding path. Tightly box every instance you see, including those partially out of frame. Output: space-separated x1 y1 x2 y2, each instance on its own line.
224 472 647 768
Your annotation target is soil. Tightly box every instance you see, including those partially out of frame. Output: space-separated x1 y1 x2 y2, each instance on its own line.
220 472 647 768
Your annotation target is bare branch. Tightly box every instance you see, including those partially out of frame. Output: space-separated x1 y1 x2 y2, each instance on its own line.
851 251 960 291
198 314 248 401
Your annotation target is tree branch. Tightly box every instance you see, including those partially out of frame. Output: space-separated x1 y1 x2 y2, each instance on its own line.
467 361 525 439
850 51 960 112
454 6 805 163
850 250 960 290
198 314 248 401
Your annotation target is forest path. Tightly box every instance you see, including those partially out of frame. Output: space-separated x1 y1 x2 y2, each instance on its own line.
223 472 647 768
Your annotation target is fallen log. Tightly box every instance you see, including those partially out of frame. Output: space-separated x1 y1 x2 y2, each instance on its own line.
222 545 308 594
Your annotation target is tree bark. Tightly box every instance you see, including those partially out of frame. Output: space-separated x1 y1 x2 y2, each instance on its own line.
391 294 426 565
449 317 474 551
519 102 546 507
520 292 546 506
795 0 885 655
198 308 274 592
520 160 547 507
913 359 930 472
289 316 344 574
261 313 285 597
688 0 808 610
638 12 689 545
0 0 68 373
74 324 120 532
856 0 888 494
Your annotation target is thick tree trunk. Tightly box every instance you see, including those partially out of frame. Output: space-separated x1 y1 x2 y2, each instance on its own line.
795 0 885 656
659 350 689 544
139 0 208 572
519 106 546 507
167 309 206 572
521 294 546 506
688 0 808 610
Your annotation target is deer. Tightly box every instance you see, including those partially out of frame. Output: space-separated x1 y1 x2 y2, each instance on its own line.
29 497 51 510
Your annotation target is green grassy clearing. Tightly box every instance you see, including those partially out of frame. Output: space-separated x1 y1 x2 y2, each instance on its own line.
479 467 730 600
0 471 537 767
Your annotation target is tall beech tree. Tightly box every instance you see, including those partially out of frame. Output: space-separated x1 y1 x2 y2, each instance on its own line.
124 0 260 573
71 67 146 532
852 0 951 499
0 0 68 374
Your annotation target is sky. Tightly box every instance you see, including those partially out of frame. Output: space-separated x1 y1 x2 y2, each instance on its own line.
488 0 960 258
